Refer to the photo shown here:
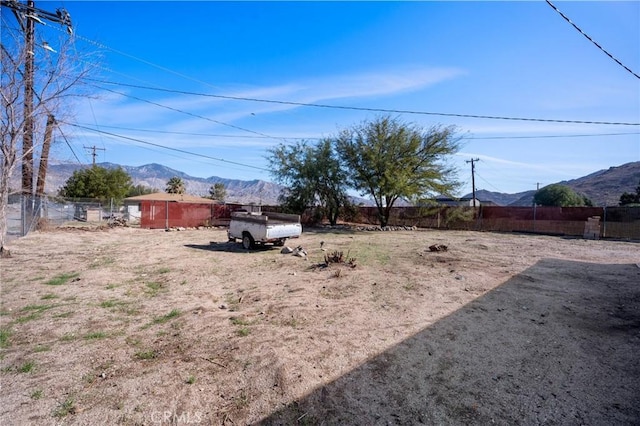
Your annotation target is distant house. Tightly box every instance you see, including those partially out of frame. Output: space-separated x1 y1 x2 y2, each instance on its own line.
124 192 222 229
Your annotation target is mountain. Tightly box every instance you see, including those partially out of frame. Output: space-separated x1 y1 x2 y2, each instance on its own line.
463 161 639 207
20 160 640 207
42 162 284 205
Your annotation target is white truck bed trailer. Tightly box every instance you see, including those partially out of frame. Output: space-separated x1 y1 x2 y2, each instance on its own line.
227 211 302 249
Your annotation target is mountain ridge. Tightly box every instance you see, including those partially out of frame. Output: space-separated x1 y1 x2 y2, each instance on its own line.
463 161 639 207
30 160 640 207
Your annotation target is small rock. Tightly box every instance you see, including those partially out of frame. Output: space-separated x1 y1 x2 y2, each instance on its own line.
281 246 293 254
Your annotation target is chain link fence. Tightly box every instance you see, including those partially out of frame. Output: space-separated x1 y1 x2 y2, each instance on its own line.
5 195 126 241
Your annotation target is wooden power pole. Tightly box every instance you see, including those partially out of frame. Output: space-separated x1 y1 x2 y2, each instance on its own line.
466 158 480 208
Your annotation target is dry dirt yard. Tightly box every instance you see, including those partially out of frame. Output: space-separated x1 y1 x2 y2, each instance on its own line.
0 225 639 425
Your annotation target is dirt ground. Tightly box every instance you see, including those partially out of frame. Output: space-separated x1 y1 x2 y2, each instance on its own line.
0 224 639 425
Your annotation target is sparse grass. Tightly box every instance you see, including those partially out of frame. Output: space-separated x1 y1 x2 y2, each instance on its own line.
0 327 11 348
125 336 141 347
90 256 115 269
144 281 165 296
41 293 58 300
186 375 196 384
156 267 171 275
403 282 417 291
18 361 35 373
235 390 249 408
224 293 242 312
99 299 127 309
21 304 56 313
33 344 51 353
229 316 250 326
151 309 181 325
106 283 118 290
236 327 250 337
135 349 159 360
53 311 74 319
347 241 390 266
16 312 41 323
282 316 301 328
53 397 76 418
45 272 80 286
82 372 96 384
83 331 107 340
60 333 76 342
30 389 43 400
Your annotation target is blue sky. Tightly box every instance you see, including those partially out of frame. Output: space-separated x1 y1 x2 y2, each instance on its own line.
4 1 639 196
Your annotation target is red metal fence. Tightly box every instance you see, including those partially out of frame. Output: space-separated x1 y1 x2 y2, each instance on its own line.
350 205 640 240
136 200 640 240
139 201 243 229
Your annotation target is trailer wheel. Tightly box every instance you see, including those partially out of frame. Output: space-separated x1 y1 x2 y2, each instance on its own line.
242 233 254 250
274 239 285 247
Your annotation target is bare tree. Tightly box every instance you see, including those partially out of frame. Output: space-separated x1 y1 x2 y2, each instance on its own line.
1 24 93 252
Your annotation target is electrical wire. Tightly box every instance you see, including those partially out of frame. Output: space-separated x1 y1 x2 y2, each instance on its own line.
462 132 640 140
86 82 288 142
62 121 270 171
56 126 83 164
545 0 640 80
85 78 640 126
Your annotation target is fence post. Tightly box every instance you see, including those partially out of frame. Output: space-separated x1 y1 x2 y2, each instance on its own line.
603 206 607 239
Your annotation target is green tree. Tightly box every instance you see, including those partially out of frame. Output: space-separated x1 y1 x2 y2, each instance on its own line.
126 184 157 197
619 179 640 206
208 183 227 201
165 177 185 194
268 138 349 225
58 166 132 204
335 116 461 227
534 184 586 207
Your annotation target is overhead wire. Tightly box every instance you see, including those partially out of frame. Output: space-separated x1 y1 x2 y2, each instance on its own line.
85 82 288 142
545 0 640 80
75 122 640 143
462 132 640 140
85 78 640 127
63 121 270 172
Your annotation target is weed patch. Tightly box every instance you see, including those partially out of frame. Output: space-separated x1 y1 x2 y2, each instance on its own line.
18 361 35 373
135 349 159 360
148 309 181 327
83 331 108 340
41 293 58 300
0 327 12 348
53 397 76 417
229 316 251 326
144 281 166 296
45 272 80 286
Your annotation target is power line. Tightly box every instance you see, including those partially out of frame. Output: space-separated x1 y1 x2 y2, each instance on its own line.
85 78 640 126
75 122 639 142
461 132 640 140
63 121 270 171
545 0 640 80
86 83 287 141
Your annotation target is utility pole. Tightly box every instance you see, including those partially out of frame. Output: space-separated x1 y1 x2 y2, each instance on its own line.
1 0 73 226
35 114 55 196
466 158 480 208
84 145 106 165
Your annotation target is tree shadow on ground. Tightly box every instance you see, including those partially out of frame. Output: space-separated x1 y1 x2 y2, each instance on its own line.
259 259 640 425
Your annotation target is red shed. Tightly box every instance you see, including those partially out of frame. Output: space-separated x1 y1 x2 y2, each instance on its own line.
124 193 221 229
